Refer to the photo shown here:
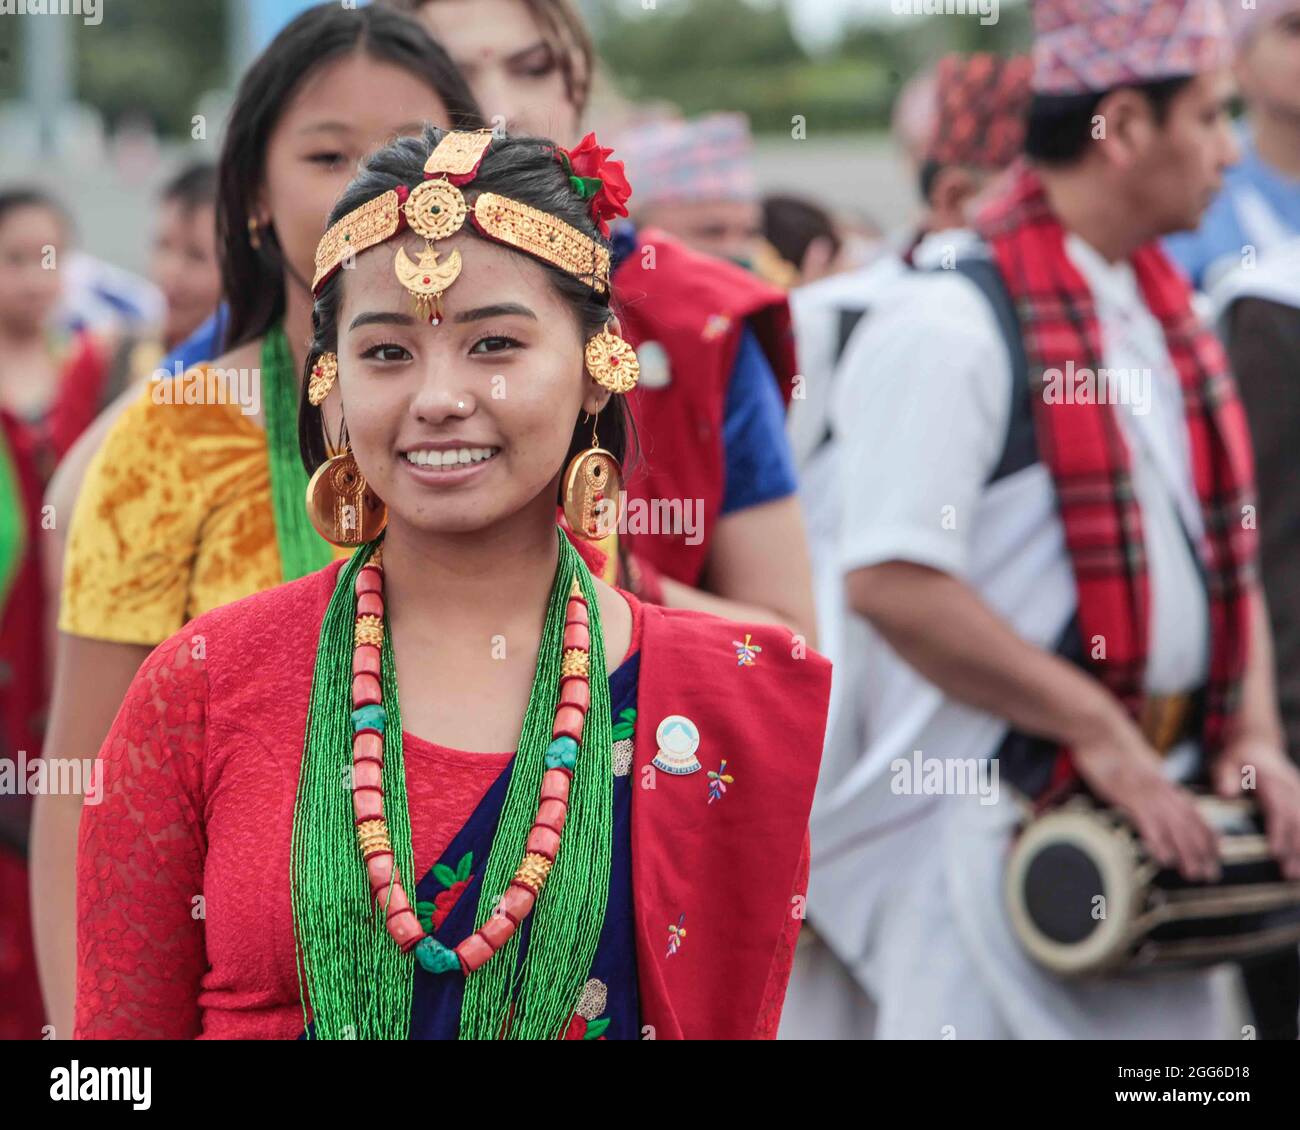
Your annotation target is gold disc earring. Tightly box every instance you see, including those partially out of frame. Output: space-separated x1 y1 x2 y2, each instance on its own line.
563 411 622 541
307 352 338 406
305 445 388 546
584 325 640 394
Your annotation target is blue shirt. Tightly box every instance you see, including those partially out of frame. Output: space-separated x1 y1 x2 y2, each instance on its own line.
1165 130 1300 289
720 326 799 515
158 306 228 373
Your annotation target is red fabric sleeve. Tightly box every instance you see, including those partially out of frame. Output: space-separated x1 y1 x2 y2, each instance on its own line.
75 632 209 1039
752 829 811 1040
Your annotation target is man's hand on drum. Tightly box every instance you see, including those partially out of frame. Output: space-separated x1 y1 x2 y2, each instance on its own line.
1071 716 1221 883
1214 738 1300 880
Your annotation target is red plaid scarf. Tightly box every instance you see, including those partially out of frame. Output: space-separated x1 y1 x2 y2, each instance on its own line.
976 164 1257 774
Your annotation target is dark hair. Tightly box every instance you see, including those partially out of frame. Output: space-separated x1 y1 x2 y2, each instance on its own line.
0 188 70 234
160 161 217 216
216 3 483 354
1024 76 1194 167
300 125 636 496
761 193 841 273
383 0 594 115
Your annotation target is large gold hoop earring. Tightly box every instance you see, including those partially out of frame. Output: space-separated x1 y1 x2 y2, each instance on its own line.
562 411 622 541
305 445 388 546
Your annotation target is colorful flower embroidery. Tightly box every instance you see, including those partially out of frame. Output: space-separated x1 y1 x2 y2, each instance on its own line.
564 977 611 1040
707 760 734 804
666 914 686 958
733 633 762 667
702 313 732 342
415 851 474 933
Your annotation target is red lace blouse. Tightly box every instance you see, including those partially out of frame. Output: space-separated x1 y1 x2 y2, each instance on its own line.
77 567 658 1038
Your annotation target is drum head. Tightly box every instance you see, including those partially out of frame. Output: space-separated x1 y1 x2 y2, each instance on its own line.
1005 805 1145 976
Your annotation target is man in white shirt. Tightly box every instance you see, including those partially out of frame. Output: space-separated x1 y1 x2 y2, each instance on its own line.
782 62 1033 773
796 0 1300 1040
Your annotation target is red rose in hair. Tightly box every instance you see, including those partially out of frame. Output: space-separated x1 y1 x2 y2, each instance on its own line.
562 132 632 237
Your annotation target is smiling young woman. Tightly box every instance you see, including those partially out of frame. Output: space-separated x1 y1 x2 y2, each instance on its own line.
31 3 482 1040
74 127 829 1041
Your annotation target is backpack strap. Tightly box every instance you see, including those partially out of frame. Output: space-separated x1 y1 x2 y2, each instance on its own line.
944 256 1037 485
833 305 869 369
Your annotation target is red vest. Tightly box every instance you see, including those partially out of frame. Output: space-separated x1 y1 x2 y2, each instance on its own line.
631 602 828 1038
613 230 797 587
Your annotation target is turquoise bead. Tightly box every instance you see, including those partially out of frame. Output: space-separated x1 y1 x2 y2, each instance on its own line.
545 735 579 770
415 935 461 975
351 704 386 734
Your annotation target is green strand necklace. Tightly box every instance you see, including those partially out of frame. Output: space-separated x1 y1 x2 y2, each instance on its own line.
262 325 334 582
291 529 614 1039
0 430 26 611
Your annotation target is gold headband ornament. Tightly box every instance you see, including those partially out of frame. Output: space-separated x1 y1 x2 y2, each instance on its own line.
311 130 626 324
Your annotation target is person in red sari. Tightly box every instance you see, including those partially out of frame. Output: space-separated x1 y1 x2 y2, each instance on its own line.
76 126 828 1040
0 189 118 1040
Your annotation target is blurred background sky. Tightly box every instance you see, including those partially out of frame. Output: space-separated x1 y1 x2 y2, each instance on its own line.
0 0 1031 269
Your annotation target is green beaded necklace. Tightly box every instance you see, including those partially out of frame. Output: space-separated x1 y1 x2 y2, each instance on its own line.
291 529 614 1040
262 325 334 582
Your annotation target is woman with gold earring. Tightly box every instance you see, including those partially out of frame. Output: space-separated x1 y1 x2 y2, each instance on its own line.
31 3 483 1040
76 126 829 1041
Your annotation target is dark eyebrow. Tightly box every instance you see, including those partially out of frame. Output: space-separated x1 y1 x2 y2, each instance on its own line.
300 120 425 138
453 303 537 323
297 121 353 136
505 40 551 67
349 311 417 331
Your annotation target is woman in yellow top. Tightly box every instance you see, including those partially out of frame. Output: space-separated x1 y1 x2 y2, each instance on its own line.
31 2 482 1038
